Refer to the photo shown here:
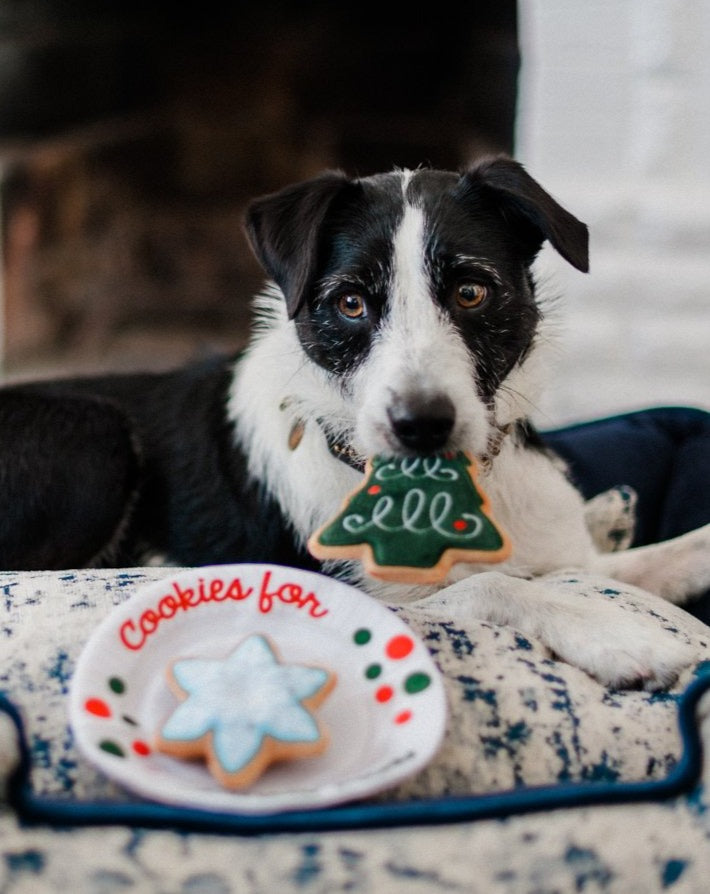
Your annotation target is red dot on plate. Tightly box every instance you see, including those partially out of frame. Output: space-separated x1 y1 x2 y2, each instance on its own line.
395 710 413 725
453 519 467 531
85 698 111 718
375 685 394 703
386 635 414 660
367 485 382 495
132 740 151 757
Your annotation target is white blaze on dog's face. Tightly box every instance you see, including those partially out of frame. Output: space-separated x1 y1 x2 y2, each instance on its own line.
244 159 588 463
349 182 491 457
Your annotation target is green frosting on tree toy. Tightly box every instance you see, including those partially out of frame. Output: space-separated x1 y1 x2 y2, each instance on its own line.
308 452 511 584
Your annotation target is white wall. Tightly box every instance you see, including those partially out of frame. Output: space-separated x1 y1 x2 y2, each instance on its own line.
516 0 710 427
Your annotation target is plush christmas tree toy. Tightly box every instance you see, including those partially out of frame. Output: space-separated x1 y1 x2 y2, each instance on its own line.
308 452 510 584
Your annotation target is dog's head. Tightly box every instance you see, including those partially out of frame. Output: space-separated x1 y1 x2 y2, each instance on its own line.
245 157 588 460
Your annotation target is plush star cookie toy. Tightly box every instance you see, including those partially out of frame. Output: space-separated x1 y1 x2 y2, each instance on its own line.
308 452 511 584
155 634 336 789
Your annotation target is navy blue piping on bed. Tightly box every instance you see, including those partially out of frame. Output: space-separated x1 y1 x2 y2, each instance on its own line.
2 665 709 836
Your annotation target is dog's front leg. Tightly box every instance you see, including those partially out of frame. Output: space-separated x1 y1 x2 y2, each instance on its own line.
407 571 695 690
590 524 710 605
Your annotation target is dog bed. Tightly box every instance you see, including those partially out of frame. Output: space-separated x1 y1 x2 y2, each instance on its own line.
1 407 709 892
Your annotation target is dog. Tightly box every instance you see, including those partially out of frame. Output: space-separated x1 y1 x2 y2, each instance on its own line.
1 156 708 690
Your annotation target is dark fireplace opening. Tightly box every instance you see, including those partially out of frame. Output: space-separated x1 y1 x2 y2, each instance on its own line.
0 2 519 377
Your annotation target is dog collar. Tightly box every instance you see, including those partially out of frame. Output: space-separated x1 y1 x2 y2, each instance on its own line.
316 419 365 472
324 436 366 472
285 413 366 473
479 422 513 472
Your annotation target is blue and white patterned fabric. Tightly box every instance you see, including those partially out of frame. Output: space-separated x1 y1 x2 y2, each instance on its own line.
2 566 710 892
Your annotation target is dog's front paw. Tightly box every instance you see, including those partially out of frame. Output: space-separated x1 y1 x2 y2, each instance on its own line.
545 605 696 691
411 570 700 691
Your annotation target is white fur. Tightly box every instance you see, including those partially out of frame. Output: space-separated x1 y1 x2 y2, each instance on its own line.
228 287 362 543
228 180 710 690
351 203 490 459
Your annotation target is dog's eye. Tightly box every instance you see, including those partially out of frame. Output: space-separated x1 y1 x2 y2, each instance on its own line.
455 283 488 309
336 293 367 320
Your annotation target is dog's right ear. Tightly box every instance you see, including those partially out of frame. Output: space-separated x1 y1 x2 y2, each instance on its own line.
245 171 351 317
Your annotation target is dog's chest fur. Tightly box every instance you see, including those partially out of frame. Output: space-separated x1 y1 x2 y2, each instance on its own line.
229 295 593 601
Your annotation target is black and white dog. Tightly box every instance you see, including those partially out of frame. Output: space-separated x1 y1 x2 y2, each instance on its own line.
1 156 708 688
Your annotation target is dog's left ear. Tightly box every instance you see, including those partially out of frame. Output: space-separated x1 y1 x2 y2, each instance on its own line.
462 156 589 272
245 171 352 317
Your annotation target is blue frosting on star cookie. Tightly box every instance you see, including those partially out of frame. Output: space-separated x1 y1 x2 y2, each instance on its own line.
160 634 332 773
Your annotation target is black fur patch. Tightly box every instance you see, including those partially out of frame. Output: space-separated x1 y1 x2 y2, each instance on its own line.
294 173 404 375
0 359 318 570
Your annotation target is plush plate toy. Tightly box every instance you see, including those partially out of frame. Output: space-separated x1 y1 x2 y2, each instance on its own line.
69 564 448 813
309 452 511 583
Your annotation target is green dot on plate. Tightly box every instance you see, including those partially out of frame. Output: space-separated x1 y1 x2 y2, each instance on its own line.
365 663 382 680
353 628 372 646
99 739 125 758
404 672 431 694
108 677 125 695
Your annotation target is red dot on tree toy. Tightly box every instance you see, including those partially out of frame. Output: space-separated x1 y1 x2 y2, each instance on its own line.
85 698 111 718
453 519 467 531
367 485 382 495
386 635 414 660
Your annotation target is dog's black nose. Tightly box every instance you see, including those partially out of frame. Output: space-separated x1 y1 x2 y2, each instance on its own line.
387 394 456 452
